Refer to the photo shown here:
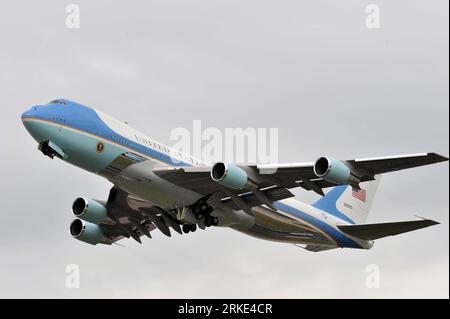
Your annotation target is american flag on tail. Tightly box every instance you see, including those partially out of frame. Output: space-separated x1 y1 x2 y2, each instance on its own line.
352 187 367 202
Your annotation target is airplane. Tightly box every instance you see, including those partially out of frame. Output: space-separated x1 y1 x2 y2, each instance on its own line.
21 99 448 252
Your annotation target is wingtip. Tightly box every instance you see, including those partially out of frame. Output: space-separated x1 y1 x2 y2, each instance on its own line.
413 215 440 226
421 219 441 228
428 219 441 226
428 152 449 162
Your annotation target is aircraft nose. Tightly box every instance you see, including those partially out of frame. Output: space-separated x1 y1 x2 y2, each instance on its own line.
21 105 40 121
21 105 47 142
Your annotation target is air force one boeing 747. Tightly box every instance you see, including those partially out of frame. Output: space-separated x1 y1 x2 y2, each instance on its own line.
21 99 448 252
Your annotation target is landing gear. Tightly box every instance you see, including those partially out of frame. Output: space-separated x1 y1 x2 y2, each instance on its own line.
182 216 218 234
38 141 56 159
38 141 63 159
193 199 211 220
182 223 197 234
203 215 219 227
180 196 220 234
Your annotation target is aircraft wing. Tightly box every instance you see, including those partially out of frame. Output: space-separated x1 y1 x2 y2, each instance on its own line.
255 152 448 192
154 153 448 201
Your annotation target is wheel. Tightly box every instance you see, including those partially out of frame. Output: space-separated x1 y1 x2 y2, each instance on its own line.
211 217 219 226
204 216 212 227
182 224 190 234
190 224 197 232
195 213 204 220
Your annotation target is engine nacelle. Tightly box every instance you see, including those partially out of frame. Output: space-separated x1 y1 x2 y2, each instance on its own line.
72 197 107 224
211 162 255 190
313 157 359 186
70 219 109 245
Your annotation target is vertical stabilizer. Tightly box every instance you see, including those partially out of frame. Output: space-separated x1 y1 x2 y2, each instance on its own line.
312 176 381 224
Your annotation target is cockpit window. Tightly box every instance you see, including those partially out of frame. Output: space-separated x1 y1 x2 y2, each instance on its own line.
49 99 67 105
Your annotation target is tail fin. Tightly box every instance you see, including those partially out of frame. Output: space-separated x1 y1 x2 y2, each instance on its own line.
312 176 381 224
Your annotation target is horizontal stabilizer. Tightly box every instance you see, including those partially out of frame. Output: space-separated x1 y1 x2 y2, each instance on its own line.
338 219 439 240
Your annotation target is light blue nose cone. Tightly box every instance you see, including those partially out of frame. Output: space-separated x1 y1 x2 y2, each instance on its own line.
22 105 43 137
21 105 41 120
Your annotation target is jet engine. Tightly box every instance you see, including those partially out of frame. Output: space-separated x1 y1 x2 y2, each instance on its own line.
70 219 109 245
211 162 256 190
313 157 360 187
72 197 108 224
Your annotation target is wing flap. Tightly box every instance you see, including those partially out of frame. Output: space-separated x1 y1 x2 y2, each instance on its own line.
101 187 183 243
220 186 294 210
338 219 440 240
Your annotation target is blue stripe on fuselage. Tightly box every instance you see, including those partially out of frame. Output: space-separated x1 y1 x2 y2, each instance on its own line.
273 201 362 248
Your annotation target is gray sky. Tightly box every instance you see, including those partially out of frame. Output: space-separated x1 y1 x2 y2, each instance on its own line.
0 0 448 298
